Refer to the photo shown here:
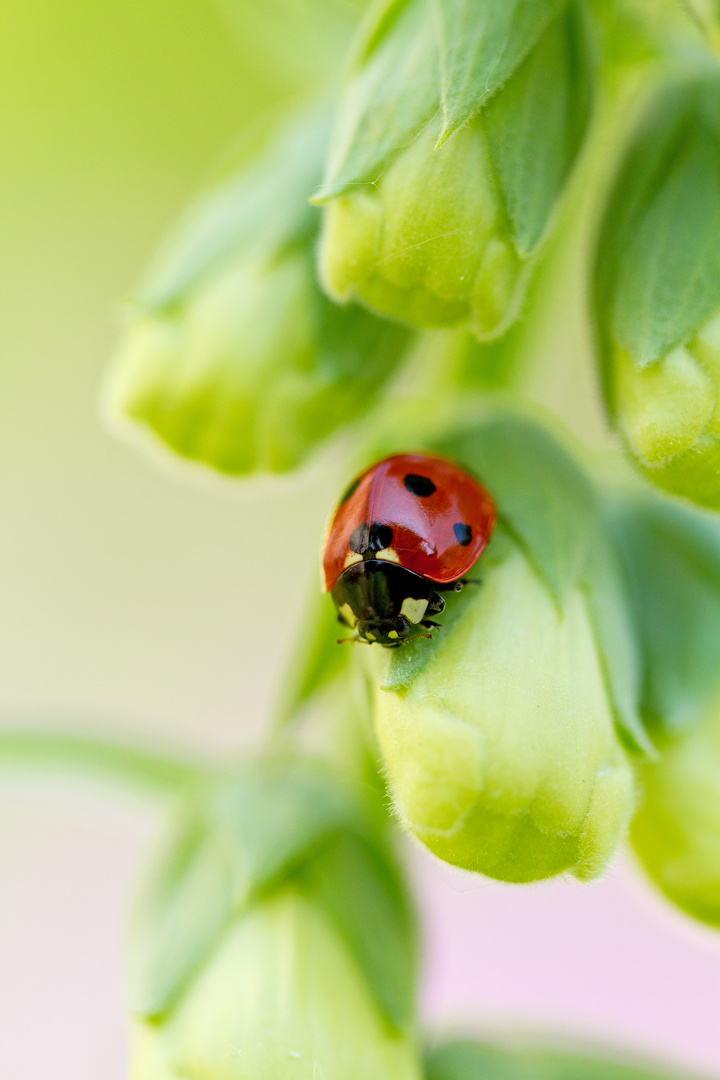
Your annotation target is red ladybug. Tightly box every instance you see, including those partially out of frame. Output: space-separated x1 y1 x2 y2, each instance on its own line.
322 453 496 646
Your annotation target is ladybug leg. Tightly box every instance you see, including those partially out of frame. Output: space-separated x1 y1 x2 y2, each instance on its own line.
435 578 482 593
426 592 446 615
421 619 442 631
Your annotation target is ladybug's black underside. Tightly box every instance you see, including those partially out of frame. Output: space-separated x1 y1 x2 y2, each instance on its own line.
332 559 446 646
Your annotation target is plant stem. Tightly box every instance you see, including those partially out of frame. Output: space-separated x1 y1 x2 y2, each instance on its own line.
0 729 211 796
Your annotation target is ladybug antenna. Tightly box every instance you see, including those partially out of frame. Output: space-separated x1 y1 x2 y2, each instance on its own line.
336 636 369 645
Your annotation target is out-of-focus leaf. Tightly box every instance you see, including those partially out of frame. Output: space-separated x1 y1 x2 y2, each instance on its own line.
107 107 412 477
139 111 328 311
296 831 418 1030
425 1039 701 1080
131 761 363 1019
315 0 439 200
131 759 419 1048
484 3 591 255
596 76 720 373
130 817 234 1019
610 496 720 733
582 536 653 755
210 761 364 907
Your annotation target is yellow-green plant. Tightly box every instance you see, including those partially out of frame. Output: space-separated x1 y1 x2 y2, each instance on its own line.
7 0 720 1076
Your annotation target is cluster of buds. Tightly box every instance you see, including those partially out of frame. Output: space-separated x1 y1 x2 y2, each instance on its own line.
129 759 421 1080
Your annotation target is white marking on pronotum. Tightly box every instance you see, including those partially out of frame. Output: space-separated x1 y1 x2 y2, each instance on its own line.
375 547 400 564
339 603 357 628
343 551 362 568
400 596 428 623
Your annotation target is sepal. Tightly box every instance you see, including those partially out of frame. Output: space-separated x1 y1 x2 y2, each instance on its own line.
317 3 592 339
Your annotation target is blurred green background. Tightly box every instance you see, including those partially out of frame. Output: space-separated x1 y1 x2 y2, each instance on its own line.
0 0 346 750
0 2 344 1076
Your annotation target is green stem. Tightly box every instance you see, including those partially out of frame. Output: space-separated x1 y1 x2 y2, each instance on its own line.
0 730 211 796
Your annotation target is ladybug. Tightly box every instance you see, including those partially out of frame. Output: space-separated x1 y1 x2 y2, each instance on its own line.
322 453 496 647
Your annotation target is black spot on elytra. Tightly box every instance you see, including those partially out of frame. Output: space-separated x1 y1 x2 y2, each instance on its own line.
349 522 369 553
454 522 472 546
369 522 393 551
403 473 436 497
340 476 361 504
349 521 394 554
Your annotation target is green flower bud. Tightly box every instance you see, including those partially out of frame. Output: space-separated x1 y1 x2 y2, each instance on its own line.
133 890 419 1080
129 760 421 1080
362 415 643 883
631 690 720 928
594 75 720 509
315 1 591 339
610 497 720 925
104 111 410 478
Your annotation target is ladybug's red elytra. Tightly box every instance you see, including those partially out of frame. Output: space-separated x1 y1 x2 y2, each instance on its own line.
322 453 496 646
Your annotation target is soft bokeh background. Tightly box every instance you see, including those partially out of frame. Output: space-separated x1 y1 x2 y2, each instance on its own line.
1 1 719 1077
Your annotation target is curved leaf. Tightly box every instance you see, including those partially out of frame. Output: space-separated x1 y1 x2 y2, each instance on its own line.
434 0 567 146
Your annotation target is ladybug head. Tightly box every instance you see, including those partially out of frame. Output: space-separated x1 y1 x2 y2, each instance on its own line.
355 615 415 647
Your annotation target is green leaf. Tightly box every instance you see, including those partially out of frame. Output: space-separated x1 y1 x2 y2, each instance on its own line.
316 0 572 200
138 110 329 312
131 761 365 1019
130 816 235 1020
596 76 720 372
610 496 720 735
107 105 412 477
209 760 365 908
581 537 654 756
483 3 592 255
437 415 597 605
425 1039 698 1080
314 0 439 200
296 831 418 1031
434 0 567 146
131 759 417 1033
